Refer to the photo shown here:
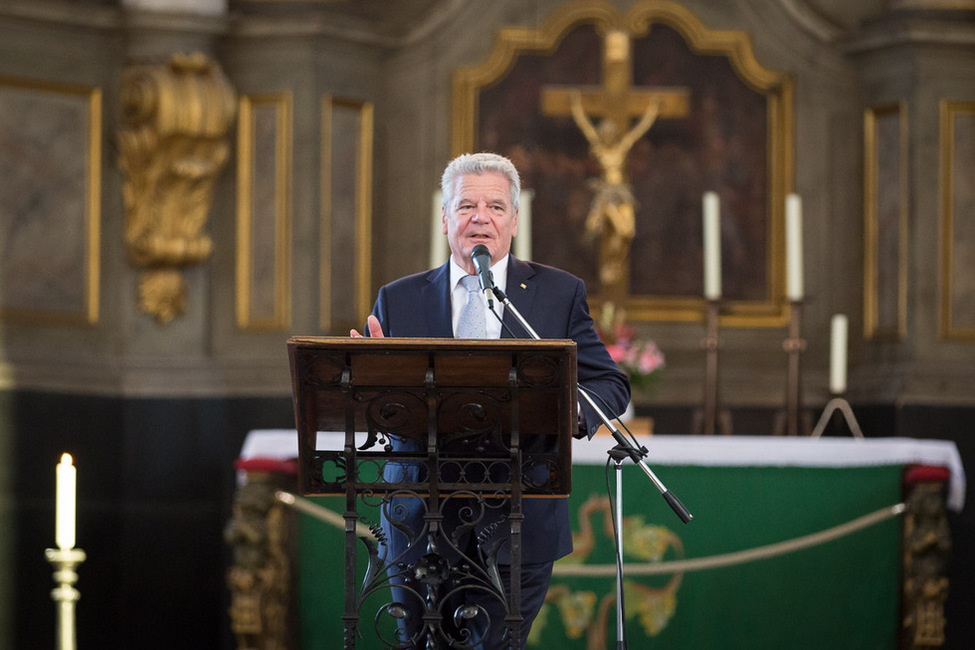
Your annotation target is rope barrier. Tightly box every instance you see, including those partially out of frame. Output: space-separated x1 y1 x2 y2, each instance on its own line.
553 502 906 577
275 490 378 540
277 491 905 576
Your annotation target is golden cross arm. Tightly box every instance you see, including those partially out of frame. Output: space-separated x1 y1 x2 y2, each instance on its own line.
541 85 690 120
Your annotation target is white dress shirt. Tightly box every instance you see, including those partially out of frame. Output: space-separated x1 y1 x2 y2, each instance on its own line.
449 254 508 339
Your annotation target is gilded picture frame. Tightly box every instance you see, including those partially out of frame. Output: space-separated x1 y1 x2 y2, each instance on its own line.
236 92 293 331
320 96 374 333
452 0 793 326
863 103 908 340
0 76 101 326
939 100 975 341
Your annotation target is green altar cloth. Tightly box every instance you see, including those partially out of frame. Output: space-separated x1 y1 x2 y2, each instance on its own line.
528 463 901 649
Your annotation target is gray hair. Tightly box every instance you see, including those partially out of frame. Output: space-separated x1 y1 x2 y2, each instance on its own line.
441 152 521 212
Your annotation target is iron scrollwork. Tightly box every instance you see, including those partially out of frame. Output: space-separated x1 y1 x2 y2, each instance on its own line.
288 338 576 648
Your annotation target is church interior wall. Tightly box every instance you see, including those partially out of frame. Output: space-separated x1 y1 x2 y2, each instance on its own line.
0 0 973 648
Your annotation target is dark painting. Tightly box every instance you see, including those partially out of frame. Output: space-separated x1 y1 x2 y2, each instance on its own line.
477 22 770 304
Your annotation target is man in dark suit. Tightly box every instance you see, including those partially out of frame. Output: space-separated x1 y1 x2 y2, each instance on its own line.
353 152 630 648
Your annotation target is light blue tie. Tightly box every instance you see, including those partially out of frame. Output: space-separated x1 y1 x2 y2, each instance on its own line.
457 275 487 338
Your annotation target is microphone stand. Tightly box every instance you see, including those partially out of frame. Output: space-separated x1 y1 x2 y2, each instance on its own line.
488 284 693 649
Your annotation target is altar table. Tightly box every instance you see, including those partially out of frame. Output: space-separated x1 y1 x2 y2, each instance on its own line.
232 431 964 649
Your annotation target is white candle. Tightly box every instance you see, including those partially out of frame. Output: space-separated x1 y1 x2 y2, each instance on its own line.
829 314 848 395
429 189 447 269
785 193 804 301
514 189 533 261
703 191 721 300
56 453 76 550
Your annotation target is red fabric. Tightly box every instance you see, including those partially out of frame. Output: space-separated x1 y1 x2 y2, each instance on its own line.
904 464 950 485
234 457 299 475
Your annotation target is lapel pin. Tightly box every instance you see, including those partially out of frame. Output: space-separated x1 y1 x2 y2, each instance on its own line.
520 283 527 289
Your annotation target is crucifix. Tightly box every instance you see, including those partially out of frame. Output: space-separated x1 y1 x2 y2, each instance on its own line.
541 29 690 311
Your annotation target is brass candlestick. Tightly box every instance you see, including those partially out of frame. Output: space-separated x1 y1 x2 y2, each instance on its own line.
774 301 812 435
45 547 86 650
693 299 732 435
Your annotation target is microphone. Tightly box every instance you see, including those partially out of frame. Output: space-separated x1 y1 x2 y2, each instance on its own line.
470 244 495 307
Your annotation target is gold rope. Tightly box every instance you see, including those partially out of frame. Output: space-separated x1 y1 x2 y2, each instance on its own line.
275 491 378 540
276 492 904 575
553 502 906 577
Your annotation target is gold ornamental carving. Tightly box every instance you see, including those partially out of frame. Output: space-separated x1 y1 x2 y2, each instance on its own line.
225 474 294 650
902 480 951 649
118 52 236 324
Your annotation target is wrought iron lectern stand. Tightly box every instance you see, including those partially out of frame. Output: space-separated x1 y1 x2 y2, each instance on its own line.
289 337 577 649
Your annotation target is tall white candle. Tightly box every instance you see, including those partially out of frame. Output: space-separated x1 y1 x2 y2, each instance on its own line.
56 453 76 550
703 191 721 300
830 314 849 395
785 193 804 301
429 190 447 269
514 189 533 261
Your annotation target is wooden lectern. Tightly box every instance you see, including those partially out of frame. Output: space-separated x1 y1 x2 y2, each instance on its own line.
288 336 578 649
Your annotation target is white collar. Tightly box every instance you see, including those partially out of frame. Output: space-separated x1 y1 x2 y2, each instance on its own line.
449 253 509 293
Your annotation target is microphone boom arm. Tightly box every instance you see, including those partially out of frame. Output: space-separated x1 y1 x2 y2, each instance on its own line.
489 286 692 524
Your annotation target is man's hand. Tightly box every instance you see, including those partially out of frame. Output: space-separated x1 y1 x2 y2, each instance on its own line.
350 314 384 338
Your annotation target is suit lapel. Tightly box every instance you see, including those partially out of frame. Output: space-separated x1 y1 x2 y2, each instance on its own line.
501 256 538 339
423 264 454 338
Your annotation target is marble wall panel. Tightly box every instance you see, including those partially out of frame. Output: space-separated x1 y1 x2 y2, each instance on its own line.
0 77 100 326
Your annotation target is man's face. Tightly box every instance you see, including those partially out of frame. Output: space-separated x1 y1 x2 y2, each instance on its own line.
442 171 518 274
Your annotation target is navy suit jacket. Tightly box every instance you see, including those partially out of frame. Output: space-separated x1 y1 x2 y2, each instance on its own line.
369 256 630 563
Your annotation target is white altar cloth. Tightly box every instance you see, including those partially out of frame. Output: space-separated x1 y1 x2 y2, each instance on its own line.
240 430 966 512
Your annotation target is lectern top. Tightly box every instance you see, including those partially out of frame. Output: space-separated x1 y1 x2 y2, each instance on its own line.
288 336 578 497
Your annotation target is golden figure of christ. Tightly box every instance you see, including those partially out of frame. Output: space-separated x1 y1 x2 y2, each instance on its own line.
541 29 690 307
